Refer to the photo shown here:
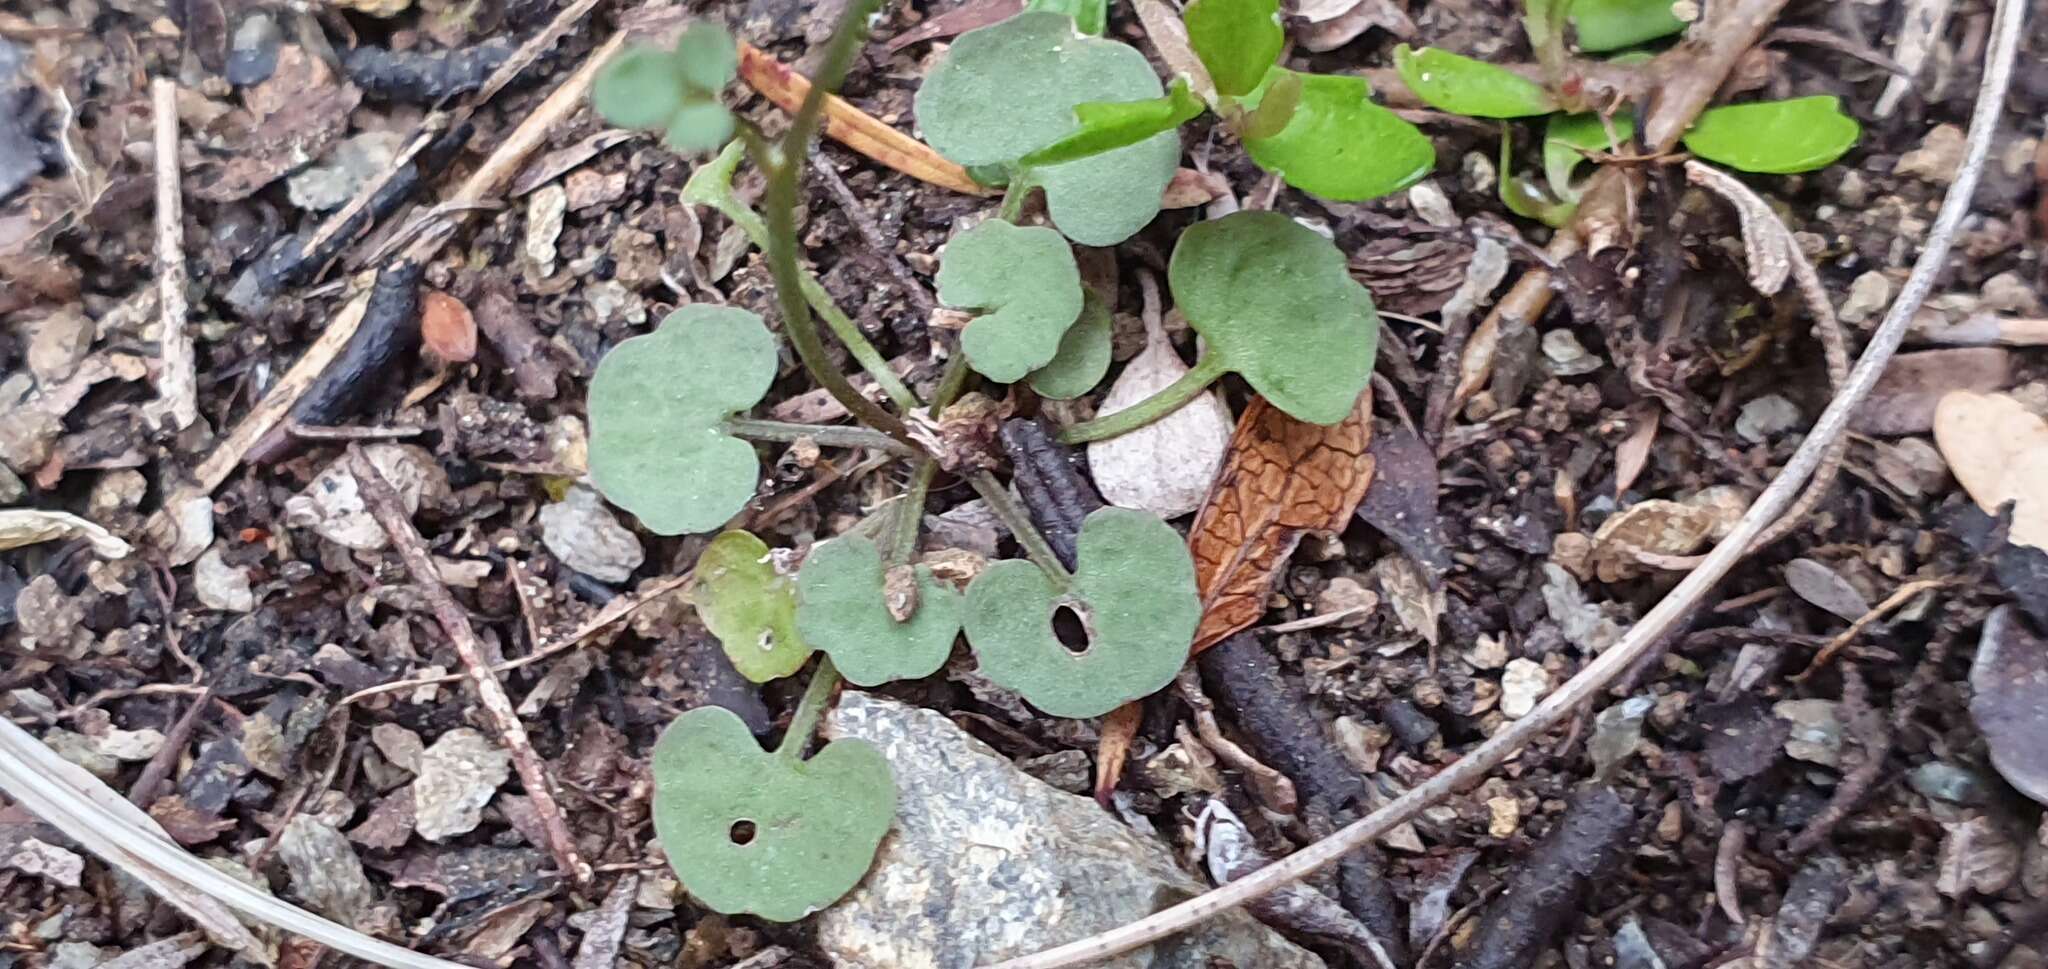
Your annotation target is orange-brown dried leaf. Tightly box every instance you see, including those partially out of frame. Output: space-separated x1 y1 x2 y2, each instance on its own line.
420 290 477 363
1187 394 1375 653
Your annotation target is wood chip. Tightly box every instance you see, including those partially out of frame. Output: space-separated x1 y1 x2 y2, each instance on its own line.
1933 391 2048 550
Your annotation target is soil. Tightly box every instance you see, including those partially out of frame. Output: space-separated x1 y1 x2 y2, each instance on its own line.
2 0 2047 967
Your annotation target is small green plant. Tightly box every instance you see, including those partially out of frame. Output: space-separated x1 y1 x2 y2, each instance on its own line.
796 534 963 687
692 530 812 682
935 219 1085 383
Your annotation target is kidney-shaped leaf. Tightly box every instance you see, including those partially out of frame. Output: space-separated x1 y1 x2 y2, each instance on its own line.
1183 0 1284 97
796 536 963 687
588 305 774 535
593 25 739 153
938 219 1085 382
1570 0 1687 51
1029 289 1114 399
652 706 894 921
1393 45 1557 118
964 507 1199 718
1169 210 1379 424
1243 70 1434 201
1682 96 1861 174
694 531 813 683
916 11 1179 245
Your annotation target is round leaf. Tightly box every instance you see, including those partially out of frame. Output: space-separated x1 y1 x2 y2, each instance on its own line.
964 507 1198 718
796 536 963 687
937 220 1085 383
1168 211 1379 424
1029 289 1114 399
694 531 813 683
1543 111 1634 201
1570 0 1686 52
1182 0 1284 98
593 45 688 130
1392 45 1558 118
588 305 775 535
1033 139 1180 246
1242 70 1434 201
652 706 893 921
1681 96 1861 174
672 21 740 92
665 100 737 154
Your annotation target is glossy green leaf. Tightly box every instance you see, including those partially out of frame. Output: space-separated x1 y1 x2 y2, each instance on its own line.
1682 96 1862 174
1020 78 1204 169
916 11 1179 245
964 507 1198 718
1238 69 1302 141
1242 71 1434 201
1570 0 1686 51
652 706 893 921
1500 131 1575 227
1183 0 1284 97
1543 111 1633 202
1025 0 1108 35
693 531 813 682
795 536 963 687
1169 211 1378 424
1392 45 1557 118
937 220 1084 383
1029 289 1113 399
593 46 688 129
593 25 740 153
587 305 774 535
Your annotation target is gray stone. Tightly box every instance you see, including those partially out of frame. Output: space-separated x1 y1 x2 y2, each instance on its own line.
1736 394 1801 443
539 486 644 583
195 545 256 613
287 131 404 211
277 815 374 923
817 693 1323 969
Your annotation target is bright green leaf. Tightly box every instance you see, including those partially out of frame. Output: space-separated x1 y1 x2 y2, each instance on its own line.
1570 0 1686 51
672 21 741 91
1029 289 1114 399
587 305 775 535
1238 68 1302 141
693 531 813 682
1682 96 1862 174
1183 0 1283 97
964 507 1199 718
1025 0 1108 35
651 706 893 921
1500 130 1575 227
1543 111 1633 202
593 45 688 130
1392 45 1558 118
937 220 1084 383
1243 71 1433 201
1168 210 1378 424
916 11 1178 245
665 100 737 153
1020 78 1204 169
795 536 963 687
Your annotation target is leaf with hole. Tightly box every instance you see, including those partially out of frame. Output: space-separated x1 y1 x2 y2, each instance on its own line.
938 219 1085 383
964 507 1199 718
915 11 1180 245
1392 45 1557 118
587 305 774 536
1242 70 1434 201
1020 78 1206 169
693 531 813 683
1681 96 1861 174
652 706 893 921
1030 289 1114 399
1544 111 1634 202
1570 0 1686 51
796 536 963 686
1168 210 1380 424
1182 0 1284 97
593 25 739 152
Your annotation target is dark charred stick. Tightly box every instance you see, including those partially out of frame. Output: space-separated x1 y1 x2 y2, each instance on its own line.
1198 633 1408 964
344 41 515 102
225 123 470 317
1462 785 1636 969
127 690 213 808
248 259 424 464
997 419 1103 570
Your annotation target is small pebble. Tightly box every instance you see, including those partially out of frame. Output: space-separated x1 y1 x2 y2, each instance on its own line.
1736 394 1801 443
1500 658 1551 719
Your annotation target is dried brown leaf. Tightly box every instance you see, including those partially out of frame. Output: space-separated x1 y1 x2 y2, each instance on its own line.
1934 391 2048 550
1613 404 1658 498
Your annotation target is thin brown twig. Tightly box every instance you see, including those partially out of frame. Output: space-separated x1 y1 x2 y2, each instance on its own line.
811 152 937 318
982 0 2025 957
147 78 196 431
126 689 211 809
1795 577 1954 679
1715 819 1748 924
345 446 593 887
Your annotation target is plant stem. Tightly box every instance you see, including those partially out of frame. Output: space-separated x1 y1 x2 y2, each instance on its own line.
1056 353 1229 444
968 470 1074 591
997 174 1035 223
775 656 842 760
724 417 922 457
892 460 938 564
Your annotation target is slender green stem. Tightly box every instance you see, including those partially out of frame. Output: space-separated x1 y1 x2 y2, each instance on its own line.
775 656 842 760
968 471 1074 591
927 353 971 418
891 460 938 564
997 174 1035 223
1056 353 1229 444
724 417 922 457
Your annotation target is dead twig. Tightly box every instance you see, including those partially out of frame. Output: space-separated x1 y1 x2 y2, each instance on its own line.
1715 819 1748 924
1641 0 1795 153
981 0 2026 958
346 446 593 888
146 79 196 431
812 152 938 318
1795 577 1954 679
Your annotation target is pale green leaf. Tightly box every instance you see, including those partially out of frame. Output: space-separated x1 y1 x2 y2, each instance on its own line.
1029 289 1114 399
665 100 736 154
593 45 688 130
1392 45 1557 118
1570 0 1686 51
795 536 962 687
672 21 740 91
1025 0 1108 35
1183 0 1284 97
1682 96 1862 174
1242 70 1434 201
937 220 1084 383
693 531 813 683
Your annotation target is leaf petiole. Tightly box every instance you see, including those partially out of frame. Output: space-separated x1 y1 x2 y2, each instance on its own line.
1056 352 1230 444
774 656 844 761
968 471 1076 592
723 417 924 457
997 173 1037 223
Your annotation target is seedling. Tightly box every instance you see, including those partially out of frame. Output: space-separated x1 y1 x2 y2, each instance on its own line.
651 662 894 921
693 530 813 682
593 24 741 152
963 507 1200 718
936 219 1085 383
1028 291 1113 400
796 534 963 687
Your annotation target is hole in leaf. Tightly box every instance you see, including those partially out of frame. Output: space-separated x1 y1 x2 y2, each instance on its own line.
729 820 757 845
1051 603 1092 656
